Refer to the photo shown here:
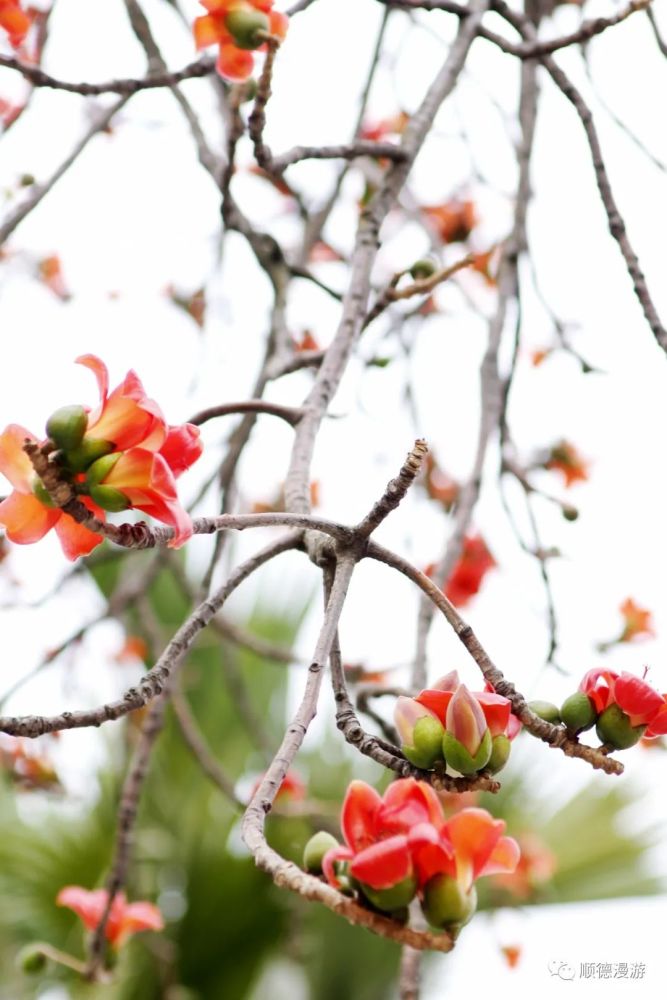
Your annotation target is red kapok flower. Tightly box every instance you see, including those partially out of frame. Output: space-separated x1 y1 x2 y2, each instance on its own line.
193 0 288 83
0 424 105 560
56 886 163 949
444 535 496 607
579 668 667 735
0 0 31 48
544 440 589 488
322 778 452 893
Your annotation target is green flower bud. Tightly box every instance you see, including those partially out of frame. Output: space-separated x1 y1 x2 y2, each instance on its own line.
32 478 56 509
410 258 437 280
596 703 645 750
303 831 339 874
85 452 121 486
65 438 114 472
486 733 511 775
403 715 445 770
561 692 597 735
45 405 88 451
360 874 417 913
88 485 130 513
16 945 47 974
528 700 562 725
422 874 477 931
562 505 579 522
225 8 270 49
442 726 492 776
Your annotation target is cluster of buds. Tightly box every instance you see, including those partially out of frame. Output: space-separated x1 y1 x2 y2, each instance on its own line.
193 1 288 82
530 668 667 751
394 671 521 777
0 355 203 560
303 778 519 934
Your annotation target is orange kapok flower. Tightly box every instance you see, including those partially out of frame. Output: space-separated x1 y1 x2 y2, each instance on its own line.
491 831 556 900
37 254 71 301
423 199 476 244
544 440 589 487
193 0 288 82
0 0 31 47
501 944 523 969
0 356 203 558
444 534 496 607
619 598 654 643
56 887 163 949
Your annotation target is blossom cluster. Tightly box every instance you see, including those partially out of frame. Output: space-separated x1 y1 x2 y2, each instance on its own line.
531 668 667 751
304 778 519 933
0 355 202 560
394 671 521 776
193 0 288 82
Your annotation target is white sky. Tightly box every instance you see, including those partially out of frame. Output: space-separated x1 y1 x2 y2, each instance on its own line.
2 0 667 996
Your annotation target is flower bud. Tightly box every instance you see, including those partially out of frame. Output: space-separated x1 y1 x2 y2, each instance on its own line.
562 505 579 522
486 733 511 775
445 685 489 757
225 7 270 49
16 945 47 974
422 874 477 931
85 452 121 486
359 874 417 913
410 258 437 280
45 405 87 452
561 692 596 735
88 485 130 512
442 726 492 776
303 831 339 874
65 438 114 473
395 697 444 768
528 700 562 724
596 703 645 750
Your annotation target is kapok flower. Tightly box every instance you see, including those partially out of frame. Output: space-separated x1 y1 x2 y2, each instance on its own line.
194 1 289 82
421 806 519 930
0 1 31 48
0 424 105 560
443 535 496 607
578 667 667 749
423 199 476 243
322 778 452 911
57 886 163 949
0 356 203 557
398 670 517 775
544 440 589 487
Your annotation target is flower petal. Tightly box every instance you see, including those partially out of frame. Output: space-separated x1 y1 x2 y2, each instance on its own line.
614 672 664 725
350 835 412 890
76 353 109 402
474 691 512 737
479 834 521 878
445 808 507 891
217 43 254 82
415 688 453 723
56 886 108 931
0 424 39 492
408 822 454 886
0 491 59 544
159 424 203 478
322 845 353 888
54 512 104 561
340 780 382 851
379 777 445 833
